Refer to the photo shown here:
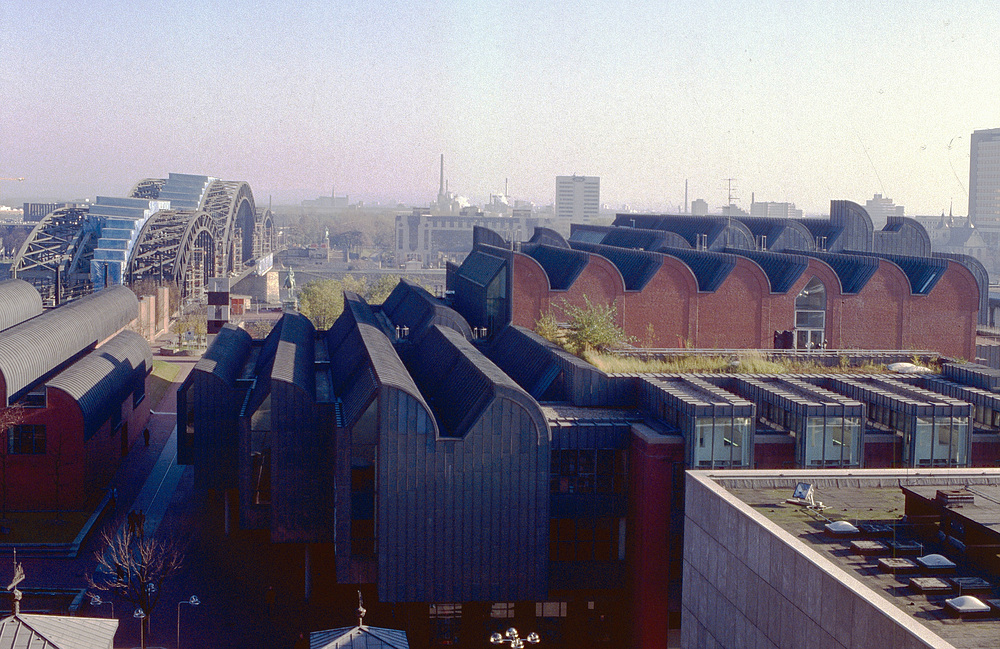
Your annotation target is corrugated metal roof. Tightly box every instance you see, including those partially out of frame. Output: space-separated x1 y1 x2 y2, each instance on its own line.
472 225 507 249
0 614 117 649
528 227 569 248
455 251 506 288
727 248 809 294
311 625 409 649
193 324 252 384
380 279 472 341
660 247 737 292
522 244 589 290
271 311 316 396
612 214 755 250
868 252 948 295
798 251 880 294
410 325 544 438
569 241 662 290
0 280 42 332
487 326 562 399
0 286 138 404
329 294 435 433
46 330 152 440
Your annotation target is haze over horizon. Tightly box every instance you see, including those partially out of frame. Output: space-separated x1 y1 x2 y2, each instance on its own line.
2 1 999 215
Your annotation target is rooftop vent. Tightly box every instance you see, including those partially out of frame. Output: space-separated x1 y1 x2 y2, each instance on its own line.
824 521 859 537
936 489 974 507
916 553 957 571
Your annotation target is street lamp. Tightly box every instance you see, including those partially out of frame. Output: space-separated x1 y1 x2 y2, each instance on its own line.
133 608 146 649
490 627 540 648
177 595 200 649
89 595 114 618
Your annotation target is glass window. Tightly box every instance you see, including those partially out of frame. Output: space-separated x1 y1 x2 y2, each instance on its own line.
794 277 826 349
8 425 46 455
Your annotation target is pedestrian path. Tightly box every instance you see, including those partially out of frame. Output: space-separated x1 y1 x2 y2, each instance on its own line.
120 425 185 539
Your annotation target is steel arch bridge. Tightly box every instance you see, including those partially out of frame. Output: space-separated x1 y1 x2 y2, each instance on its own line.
10 176 275 303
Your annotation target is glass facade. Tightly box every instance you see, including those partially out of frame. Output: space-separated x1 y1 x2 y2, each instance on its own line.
794 276 826 350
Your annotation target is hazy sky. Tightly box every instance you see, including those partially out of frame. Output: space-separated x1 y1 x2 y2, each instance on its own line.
2 1 999 214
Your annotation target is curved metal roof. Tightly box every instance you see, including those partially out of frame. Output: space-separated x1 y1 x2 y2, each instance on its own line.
0 286 139 404
727 248 809 294
487 325 562 399
522 244 589 290
612 214 755 250
193 324 252 384
569 241 663 291
660 247 737 292
798 251 879 294
47 329 152 440
528 227 569 248
869 252 948 295
380 278 472 341
0 279 42 332
410 324 546 439
270 311 315 396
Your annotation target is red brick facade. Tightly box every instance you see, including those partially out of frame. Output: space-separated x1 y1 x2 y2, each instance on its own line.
509 249 979 359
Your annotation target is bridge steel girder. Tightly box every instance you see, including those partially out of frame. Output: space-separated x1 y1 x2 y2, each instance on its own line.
10 206 97 303
127 209 216 299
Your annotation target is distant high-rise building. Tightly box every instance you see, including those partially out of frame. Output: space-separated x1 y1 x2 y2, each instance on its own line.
864 193 904 229
556 175 599 223
690 198 709 215
750 201 803 220
969 128 1000 227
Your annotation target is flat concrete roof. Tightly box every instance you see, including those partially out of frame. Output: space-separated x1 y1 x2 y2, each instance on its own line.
701 469 1000 649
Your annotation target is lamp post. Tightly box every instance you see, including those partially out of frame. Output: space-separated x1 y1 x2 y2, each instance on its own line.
134 608 146 649
177 595 200 649
490 627 540 649
89 595 114 618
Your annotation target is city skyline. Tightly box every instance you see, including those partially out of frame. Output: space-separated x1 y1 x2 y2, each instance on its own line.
2 1 999 214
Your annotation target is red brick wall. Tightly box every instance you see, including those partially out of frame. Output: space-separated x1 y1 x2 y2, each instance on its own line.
840 262 908 350
621 257 697 347
693 258 769 348
900 261 978 359
510 253 552 329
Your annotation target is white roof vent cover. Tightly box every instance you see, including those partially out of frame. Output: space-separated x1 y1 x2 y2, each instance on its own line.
825 521 859 535
916 554 956 569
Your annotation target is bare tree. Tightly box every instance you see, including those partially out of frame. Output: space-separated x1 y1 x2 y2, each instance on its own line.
88 519 185 648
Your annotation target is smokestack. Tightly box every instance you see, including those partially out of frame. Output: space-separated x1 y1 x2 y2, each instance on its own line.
439 154 445 198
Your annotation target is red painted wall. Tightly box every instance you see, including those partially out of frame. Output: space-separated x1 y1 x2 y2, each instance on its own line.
629 428 684 649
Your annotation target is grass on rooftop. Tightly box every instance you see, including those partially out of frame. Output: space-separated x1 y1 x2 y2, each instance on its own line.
580 349 928 374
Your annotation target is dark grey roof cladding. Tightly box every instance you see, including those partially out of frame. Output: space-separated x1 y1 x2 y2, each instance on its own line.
612 214 755 250
800 220 844 249
0 279 42 332
569 223 691 251
569 241 663 290
380 278 472 340
660 247 737 292
193 324 252 384
47 330 152 440
0 285 138 404
455 250 506 287
528 227 569 248
271 311 316 397
487 325 561 399
733 217 816 252
522 243 589 290
726 248 809 293
329 293 434 432
473 225 507 248
410 324 541 438
798 250 880 294
868 252 948 295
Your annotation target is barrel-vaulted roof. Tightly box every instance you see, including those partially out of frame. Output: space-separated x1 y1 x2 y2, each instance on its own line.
660 247 737 292
193 324 252 385
522 243 589 290
47 330 152 440
271 311 316 397
798 251 880 294
0 286 138 404
329 293 435 433
380 278 472 341
727 248 810 294
569 241 663 291
568 223 691 251
869 252 948 295
409 324 546 439
0 279 42 332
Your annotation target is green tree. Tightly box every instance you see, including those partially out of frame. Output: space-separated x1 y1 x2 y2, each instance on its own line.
535 310 560 343
298 279 344 328
559 296 630 354
366 275 400 304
